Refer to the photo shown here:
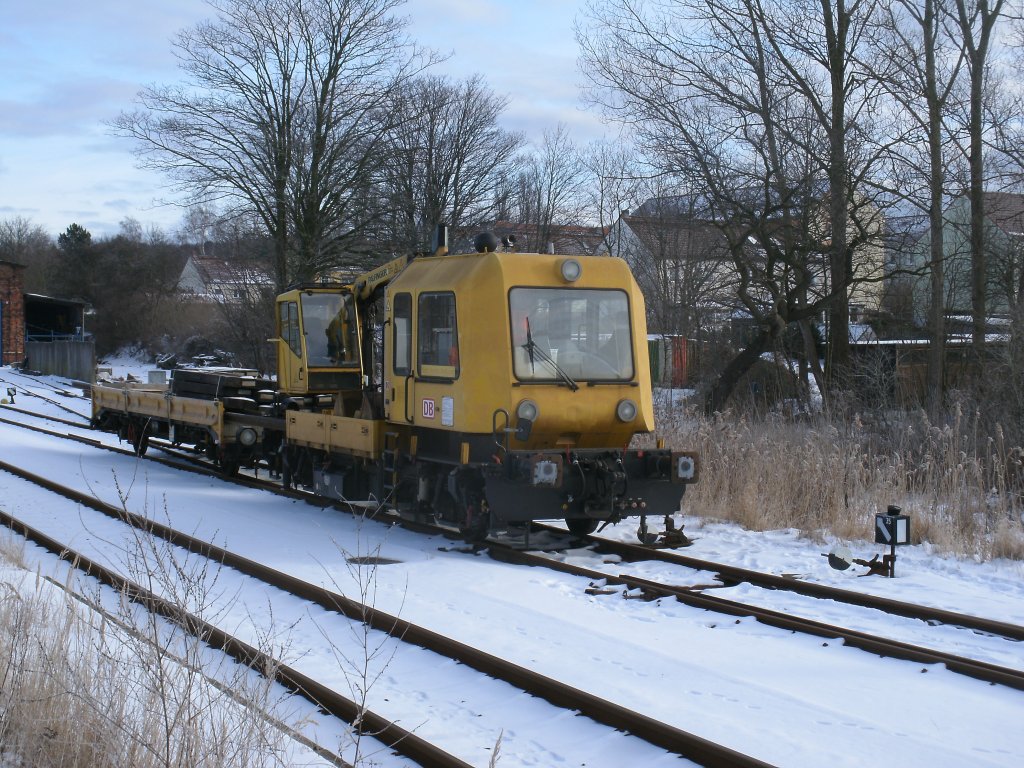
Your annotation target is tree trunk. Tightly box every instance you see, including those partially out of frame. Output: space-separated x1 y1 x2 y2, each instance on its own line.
925 0 946 415
704 327 773 415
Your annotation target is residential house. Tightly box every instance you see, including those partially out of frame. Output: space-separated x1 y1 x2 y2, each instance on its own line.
177 254 273 302
605 193 887 336
912 191 1024 322
602 206 739 336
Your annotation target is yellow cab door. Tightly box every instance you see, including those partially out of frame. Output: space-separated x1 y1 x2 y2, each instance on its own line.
385 291 414 422
276 297 305 394
385 289 460 429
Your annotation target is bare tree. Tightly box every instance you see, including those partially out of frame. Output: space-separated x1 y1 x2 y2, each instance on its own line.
512 124 589 251
114 0 429 290
579 0 890 411
954 0 1008 354
377 74 523 251
582 139 645 255
0 216 53 293
867 0 968 412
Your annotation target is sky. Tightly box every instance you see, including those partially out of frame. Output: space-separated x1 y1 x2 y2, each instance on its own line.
1 362 1024 766
0 0 602 241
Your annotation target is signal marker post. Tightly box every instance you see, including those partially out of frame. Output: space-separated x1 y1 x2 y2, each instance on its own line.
874 505 911 577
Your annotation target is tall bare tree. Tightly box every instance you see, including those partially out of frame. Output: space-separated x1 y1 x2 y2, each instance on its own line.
954 0 1008 354
867 0 967 412
114 0 428 290
377 74 523 251
0 217 53 293
579 0 889 411
582 139 644 256
512 124 589 251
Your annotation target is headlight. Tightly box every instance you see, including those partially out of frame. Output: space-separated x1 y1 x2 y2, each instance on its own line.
236 427 258 446
616 398 638 422
516 399 539 422
559 258 582 282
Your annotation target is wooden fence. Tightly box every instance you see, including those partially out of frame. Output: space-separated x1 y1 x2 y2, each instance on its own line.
25 340 96 382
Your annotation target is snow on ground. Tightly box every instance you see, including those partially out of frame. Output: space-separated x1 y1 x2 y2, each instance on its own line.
1 363 1023 767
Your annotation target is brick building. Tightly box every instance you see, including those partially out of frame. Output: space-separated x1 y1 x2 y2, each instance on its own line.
1 259 27 366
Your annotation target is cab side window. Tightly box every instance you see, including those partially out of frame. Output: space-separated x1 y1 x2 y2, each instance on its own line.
393 293 412 375
280 301 301 357
418 292 459 377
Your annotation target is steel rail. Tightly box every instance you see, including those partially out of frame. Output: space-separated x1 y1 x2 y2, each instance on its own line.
5 410 1022 649
9 408 1022 688
549 525 1024 642
489 547 1024 691
0 368 89 396
0 456 777 768
0 506 470 768
0 403 92 427
0 375 90 418
5 407 1024 651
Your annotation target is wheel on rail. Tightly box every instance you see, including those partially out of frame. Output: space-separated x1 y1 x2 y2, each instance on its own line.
565 517 599 538
636 515 658 545
128 425 149 456
458 507 491 543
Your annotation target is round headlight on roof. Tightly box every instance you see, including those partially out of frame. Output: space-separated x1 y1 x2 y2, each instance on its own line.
559 258 582 282
516 399 539 422
616 398 638 422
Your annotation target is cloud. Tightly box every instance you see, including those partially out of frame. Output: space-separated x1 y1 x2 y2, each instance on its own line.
0 78 142 139
0 1 603 238
412 0 506 24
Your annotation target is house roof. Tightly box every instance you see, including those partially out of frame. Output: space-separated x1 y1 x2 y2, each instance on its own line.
620 215 730 261
25 293 89 307
981 192 1024 236
182 254 272 287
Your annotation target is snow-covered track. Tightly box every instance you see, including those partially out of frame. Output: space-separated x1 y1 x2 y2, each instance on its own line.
6 408 1022 681
0 402 91 428
553 525 1024 642
489 546 1024 691
0 454 778 768
0 501 468 768
0 373 90 419
0 368 89 397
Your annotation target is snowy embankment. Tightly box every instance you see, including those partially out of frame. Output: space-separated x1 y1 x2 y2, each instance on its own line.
1 363 1023 767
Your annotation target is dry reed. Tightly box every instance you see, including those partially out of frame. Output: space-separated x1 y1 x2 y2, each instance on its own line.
657 402 1024 561
0 539 304 768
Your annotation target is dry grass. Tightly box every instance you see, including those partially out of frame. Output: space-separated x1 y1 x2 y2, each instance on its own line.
657 402 1024 561
0 539 305 768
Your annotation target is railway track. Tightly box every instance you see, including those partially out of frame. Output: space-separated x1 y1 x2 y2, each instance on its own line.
0 372 90 419
0 449 775 768
0 500 467 768
4 405 1023 689
145 435 1024 664
0 402 91 428
547 525 1024 642
488 546 1024 691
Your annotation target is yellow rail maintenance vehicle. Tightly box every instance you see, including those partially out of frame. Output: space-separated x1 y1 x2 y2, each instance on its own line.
92 227 698 542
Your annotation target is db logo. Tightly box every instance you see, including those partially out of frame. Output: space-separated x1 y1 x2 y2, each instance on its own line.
421 399 435 419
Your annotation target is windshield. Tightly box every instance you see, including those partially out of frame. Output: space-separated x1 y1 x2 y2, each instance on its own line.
510 287 634 382
300 292 359 367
